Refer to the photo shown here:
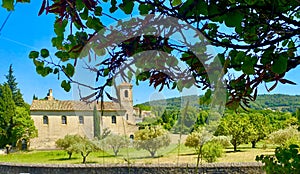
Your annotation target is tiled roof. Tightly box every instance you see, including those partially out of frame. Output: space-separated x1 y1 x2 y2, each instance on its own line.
30 100 124 111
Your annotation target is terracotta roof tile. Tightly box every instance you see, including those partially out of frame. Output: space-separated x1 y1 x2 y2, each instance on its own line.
30 100 123 111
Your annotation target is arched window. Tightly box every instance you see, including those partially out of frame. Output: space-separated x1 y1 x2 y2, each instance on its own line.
43 116 48 124
112 115 116 124
124 90 128 98
61 115 67 124
79 116 84 124
129 134 134 139
126 114 129 120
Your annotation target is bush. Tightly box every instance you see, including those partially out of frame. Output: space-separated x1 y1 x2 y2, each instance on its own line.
256 144 300 174
210 136 231 148
267 126 300 146
202 142 223 163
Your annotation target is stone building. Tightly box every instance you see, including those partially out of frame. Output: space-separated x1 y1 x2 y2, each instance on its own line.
30 83 138 149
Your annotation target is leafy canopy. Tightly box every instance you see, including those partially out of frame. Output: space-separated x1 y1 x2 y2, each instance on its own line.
2 0 300 110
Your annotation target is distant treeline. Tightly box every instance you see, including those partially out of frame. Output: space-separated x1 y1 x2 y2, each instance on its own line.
135 94 300 113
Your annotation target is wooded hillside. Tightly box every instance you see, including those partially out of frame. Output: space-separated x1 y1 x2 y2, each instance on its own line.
136 94 300 113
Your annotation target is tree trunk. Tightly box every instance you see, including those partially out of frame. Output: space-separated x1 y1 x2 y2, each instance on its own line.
68 152 72 159
81 152 90 164
233 143 237 152
114 150 119 156
150 151 156 157
5 146 9 154
195 147 202 174
251 141 256 148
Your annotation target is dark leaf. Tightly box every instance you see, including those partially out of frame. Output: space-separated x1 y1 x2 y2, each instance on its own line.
38 0 46 16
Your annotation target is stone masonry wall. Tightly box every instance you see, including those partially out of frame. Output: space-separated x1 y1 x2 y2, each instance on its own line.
0 162 265 174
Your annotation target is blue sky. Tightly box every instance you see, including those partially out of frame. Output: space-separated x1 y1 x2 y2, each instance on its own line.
0 1 299 105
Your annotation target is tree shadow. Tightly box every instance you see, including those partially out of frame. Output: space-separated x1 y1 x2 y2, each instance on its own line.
124 154 164 160
225 150 243 153
74 161 98 164
48 157 80 161
97 154 115 158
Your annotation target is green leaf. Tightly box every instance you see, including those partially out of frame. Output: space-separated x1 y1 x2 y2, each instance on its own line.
138 4 153 15
94 47 106 56
64 63 75 77
29 51 39 59
232 51 245 65
40 49 49 58
53 68 59 74
171 0 182 6
94 6 102 16
75 0 85 10
224 11 244 27
33 59 44 67
244 0 258 5
36 66 44 75
86 17 104 31
242 56 256 75
119 0 134 14
79 8 89 20
36 66 52 77
196 0 208 15
54 19 68 37
137 71 150 81
109 6 118 13
109 0 118 13
2 0 14 11
282 39 289 47
271 54 288 74
288 40 295 49
61 80 71 92
103 68 109 77
52 36 64 49
177 80 183 92
55 51 70 61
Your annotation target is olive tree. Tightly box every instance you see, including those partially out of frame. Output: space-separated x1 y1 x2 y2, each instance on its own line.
267 126 300 147
55 134 82 159
134 126 170 157
185 128 212 165
102 134 129 156
70 136 99 164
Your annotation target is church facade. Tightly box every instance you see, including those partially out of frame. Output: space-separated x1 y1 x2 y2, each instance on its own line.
30 83 139 149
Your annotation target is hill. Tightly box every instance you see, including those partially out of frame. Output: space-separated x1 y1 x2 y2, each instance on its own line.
135 94 300 113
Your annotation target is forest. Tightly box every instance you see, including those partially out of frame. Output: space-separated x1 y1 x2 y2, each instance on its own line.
136 94 300 113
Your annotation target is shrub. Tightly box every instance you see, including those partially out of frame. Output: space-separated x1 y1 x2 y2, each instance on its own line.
210 136 231 148
202 142 223 163
256 144 300 174
267 126 300 146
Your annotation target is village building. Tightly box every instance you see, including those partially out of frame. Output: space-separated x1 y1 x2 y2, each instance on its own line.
30 83 141 149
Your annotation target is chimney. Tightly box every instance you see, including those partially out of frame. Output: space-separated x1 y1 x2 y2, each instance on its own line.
47 89 54 100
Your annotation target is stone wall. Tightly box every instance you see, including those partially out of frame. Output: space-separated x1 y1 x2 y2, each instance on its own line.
0 162 265 174
31 110 138 149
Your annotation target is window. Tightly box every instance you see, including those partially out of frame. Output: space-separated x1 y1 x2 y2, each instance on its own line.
124 90 128 98
126 114 129 120
43 116 48 124
79 116 84 124
129 134 134 139
112 115 116 124
61 115 67 124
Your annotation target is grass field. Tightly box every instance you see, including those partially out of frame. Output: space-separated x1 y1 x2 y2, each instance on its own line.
0 142 275 165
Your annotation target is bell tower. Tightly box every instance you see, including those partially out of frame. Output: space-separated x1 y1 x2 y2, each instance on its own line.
117 83 134 123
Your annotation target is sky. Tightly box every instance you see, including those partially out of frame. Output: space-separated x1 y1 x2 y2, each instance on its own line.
0 1 299 106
